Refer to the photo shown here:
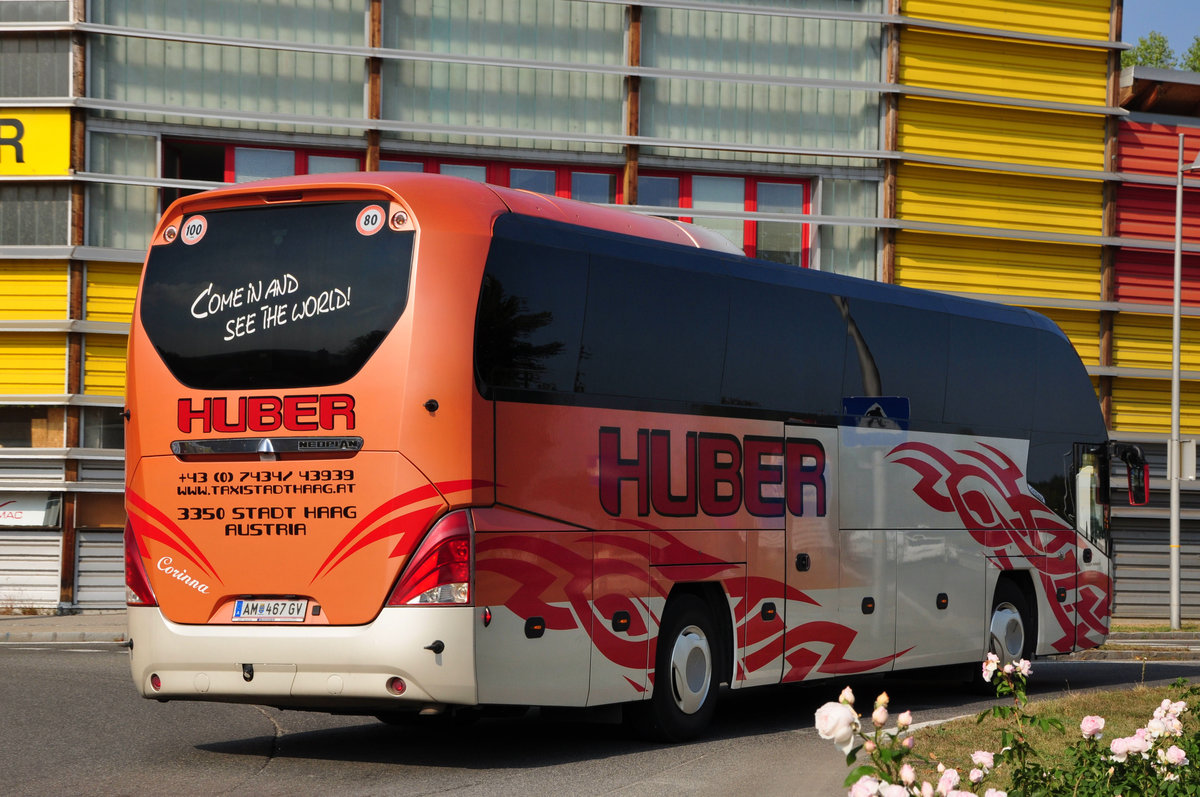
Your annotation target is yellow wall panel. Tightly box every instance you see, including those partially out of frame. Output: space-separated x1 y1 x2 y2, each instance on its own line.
0 262 68 320
83 334 128 396
1111 378 1200 435
85 262 140 323
897 98 1106 171
1027 307 1100 366
1113 314 1200 371
0 333 66 393
896 164 1103 236
903 0 1112 41
899 29 1109 106
893 232 1101 300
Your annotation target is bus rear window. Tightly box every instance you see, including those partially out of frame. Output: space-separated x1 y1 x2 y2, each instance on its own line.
140 201 413 390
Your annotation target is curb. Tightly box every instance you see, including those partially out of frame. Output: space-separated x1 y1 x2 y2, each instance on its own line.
0 631 127 644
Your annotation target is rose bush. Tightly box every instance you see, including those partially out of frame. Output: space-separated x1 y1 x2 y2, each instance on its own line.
816 657 1200 796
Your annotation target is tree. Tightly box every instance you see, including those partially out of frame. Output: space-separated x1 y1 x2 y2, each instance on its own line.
1121 31 1177 69
1184 35 1200 73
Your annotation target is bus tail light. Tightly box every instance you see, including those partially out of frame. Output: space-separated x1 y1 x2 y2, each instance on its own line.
124 521 159 606
387 510 472 606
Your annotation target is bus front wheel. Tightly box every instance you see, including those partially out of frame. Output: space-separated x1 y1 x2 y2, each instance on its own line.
634 593 718 742
989 579 1033 664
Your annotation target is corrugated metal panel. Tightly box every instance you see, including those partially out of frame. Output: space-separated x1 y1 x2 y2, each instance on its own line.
896 164 1104 236
1113 313 1200 371
75 530 124 609
897 98 1106 171
0 531 61 610
1112 518 1200 620
893 231 1101 298
1115 184 1200 242
898 29 1109 107
79 460 123 482
903 0 1112 41
0 263 68 320
0 459 65 482
1111 377 1200 434
1027 307 1100 365
84 263 140 323
0 333 65 394
1117 120 1200 177
1114 248 1200 306
82 335 127 396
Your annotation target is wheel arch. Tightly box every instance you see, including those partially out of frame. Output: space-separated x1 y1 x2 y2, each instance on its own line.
664 581 734 687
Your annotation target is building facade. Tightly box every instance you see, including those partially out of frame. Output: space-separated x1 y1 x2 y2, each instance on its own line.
0 0 1195 616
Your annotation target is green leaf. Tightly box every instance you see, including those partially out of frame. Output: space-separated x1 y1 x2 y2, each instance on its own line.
842 765 877 788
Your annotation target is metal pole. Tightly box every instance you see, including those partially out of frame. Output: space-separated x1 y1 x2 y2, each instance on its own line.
1171 133 1184 631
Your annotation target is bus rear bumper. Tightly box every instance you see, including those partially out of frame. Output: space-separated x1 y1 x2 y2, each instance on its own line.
127 605 478 711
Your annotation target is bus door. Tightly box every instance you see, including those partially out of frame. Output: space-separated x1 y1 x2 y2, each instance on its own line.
1073 445 1112 649
781 424 841 683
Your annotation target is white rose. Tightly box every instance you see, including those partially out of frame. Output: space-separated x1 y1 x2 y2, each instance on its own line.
815 701 859 754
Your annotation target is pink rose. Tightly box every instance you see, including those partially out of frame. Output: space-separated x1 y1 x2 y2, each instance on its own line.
1110 736 1130 763
982 653 999 683
900 764 916 786
879 785 908 797
936 768 960 795
1164 745 1189 766
872 705 889 728
848 775 879 797
971 750 994 770
1080 715 1105 740
969 768 984 784
897 710 913 730
814 701 859 754
839 686 855 705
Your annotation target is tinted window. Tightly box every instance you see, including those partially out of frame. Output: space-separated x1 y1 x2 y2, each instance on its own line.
838 298 948 426
945 318 1036 433
475 237 587 393
723 281 845 415
579 257 728 404
140 201 412 389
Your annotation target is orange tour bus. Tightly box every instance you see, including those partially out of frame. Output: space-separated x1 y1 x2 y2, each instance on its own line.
125 172 1147 740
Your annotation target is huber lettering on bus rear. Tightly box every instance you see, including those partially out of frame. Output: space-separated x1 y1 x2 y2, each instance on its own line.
598 426 826 519
176 394 356 433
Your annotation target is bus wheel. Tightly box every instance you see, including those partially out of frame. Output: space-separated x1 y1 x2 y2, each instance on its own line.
640 594 718 742
989 580 1032 664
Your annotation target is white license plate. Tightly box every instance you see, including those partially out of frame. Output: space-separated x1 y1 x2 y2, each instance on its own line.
232 598 308 622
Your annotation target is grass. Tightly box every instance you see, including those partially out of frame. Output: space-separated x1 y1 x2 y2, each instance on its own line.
1111 621 1200 634
904 683 1192 788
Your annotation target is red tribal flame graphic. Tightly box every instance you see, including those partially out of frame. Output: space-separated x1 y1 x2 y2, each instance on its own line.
887 441 1109 652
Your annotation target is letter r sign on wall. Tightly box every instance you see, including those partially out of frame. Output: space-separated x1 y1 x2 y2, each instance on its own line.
0 108 70 176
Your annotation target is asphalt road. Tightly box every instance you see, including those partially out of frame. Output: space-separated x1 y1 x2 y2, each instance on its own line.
3 644 1198 796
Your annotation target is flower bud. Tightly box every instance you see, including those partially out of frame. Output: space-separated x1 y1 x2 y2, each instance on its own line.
872 706 889 728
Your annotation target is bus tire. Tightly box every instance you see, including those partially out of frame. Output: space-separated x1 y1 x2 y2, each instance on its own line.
637 593 718 742
989 579 1033 664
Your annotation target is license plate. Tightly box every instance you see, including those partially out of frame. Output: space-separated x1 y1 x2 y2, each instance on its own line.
232 598 308 622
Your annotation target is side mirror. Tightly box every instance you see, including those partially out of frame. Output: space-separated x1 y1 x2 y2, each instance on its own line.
1113 443 1150 506
1128 462 1150 506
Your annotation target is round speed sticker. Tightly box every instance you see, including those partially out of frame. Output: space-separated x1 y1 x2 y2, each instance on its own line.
181 215 208 245
356 205 386 236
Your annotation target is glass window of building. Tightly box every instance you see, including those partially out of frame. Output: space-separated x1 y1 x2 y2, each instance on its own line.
81 407 126 449
234 148 295 183
638 176 680 210
0 406 64 448
307 155 359 174
510 168 556 195
756 181 807 267
441 163 487 182
571 172 614 204
692 175 745 249
380 160 425 172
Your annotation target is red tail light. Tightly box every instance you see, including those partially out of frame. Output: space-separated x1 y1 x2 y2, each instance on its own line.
387 510 472 606
124 521 158 606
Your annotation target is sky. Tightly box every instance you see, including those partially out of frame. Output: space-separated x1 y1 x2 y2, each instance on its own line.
1122 0 1200 58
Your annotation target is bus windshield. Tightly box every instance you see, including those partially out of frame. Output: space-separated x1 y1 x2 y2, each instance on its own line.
140 200 413 390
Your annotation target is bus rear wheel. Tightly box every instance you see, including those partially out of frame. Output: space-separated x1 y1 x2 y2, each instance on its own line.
989 579 1032 664
633 593 718 742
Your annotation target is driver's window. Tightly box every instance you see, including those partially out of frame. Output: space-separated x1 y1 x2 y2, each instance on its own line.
1075 455 1107 552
